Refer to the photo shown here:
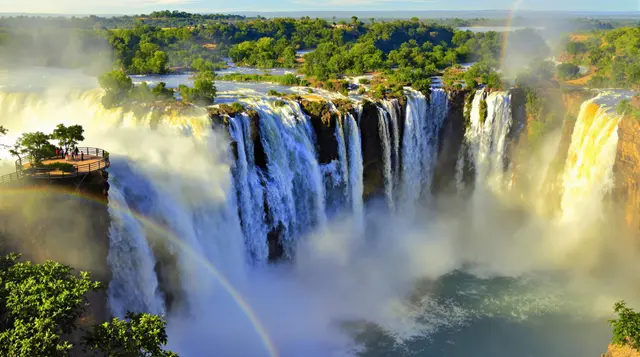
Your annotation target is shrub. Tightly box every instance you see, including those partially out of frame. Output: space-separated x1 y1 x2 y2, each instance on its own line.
41 162 75 172
610 301 640 350
267 89 284 97
479 98 488 125
274 100 286 107
556 63 581 80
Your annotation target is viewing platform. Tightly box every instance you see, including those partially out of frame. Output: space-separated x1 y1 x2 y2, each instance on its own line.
0 147 110 185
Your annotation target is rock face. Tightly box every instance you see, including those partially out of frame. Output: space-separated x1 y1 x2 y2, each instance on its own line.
359 100 385 199
613 117 640 232
603 344 640 357
433 89 467 195
300 99 340 164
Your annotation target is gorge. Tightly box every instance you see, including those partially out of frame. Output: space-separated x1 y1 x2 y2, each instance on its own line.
0 83 638 357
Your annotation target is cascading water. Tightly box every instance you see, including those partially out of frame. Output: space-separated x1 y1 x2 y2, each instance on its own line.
377 105 395 211
106 174 166 318
228 114 269 262
245 98 326 257
400 89 448 209
560 99 622 224
382 99 401 189
344 112 364 232
466 90 513 191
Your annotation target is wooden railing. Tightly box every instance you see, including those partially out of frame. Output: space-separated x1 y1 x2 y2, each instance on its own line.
0 147 110 185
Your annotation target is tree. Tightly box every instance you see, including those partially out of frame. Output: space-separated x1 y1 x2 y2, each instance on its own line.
84 312 178 357
179 70 216 106
10 131 55 167
51 124 85 154
610 301 640 350
98 70 134 108
556 63 581 80
0 254 101 357
0 253 179 357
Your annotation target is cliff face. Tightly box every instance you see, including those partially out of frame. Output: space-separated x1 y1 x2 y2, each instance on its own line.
433 89 466 195
603 344 640 357
359 100 385 199
613 117 640 232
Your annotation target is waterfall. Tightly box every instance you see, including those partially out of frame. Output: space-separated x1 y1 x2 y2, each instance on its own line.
382 99 401 188
247 99 326 257
377 105 394 211
106 173 166 318
400 89 448 209
335 115 350 204
344 112 364 232
229 114 268 262
466 90 513 191
560 99 622 223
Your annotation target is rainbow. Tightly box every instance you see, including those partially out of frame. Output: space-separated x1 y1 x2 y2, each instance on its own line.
500 0 526 70
0 185 279 357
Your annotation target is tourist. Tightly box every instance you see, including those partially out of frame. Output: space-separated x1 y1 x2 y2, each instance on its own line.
81 152 84 161
74 147 79 160
55 148 59 158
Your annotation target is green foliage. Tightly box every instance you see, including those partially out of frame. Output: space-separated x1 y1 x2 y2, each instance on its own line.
84 312 177 357
11 131 55 167
229 37 297 68
479 98 488 125
51 124 85 154
0 254 177 356
218 73 302 86
230 102 246 113
556 63 581 80
610 301 640 350
98 70 134 108
0 255 101 357
274 100 287 107
40 162 76 172
178 71 216 106
463 62 502 90
617 99 640 121
267 89 285 97
463 90 476 129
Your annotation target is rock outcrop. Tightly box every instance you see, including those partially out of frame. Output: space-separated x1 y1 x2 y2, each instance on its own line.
613 117 640 232
603 344 640 357
433 89 467 195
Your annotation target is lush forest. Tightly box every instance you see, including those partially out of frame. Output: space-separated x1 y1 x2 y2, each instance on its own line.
559 26 640 89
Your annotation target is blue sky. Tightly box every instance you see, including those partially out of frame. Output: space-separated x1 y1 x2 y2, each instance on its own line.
0 0 637 14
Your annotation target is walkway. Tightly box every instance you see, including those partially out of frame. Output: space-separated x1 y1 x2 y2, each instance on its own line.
0 147 110 184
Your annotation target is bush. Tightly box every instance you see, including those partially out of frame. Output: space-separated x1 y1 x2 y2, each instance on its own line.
41 162 75 172
479 98 488 125
556 63 581 80
610 301 640 350
267 89 285 97
274 100 286 107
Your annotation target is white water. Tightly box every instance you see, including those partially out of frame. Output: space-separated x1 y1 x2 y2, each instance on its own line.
466 91 513 192
560 98 622 225
400 89 449 210
377 105 395 211
382 99 401 189
245 98 326 258
229 114 269 262
106 174 166 317
344 112 364 233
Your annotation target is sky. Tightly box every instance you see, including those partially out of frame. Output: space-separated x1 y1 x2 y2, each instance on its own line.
0 0 637 15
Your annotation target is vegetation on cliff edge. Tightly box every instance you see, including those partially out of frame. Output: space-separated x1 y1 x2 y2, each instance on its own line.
0 253 178 356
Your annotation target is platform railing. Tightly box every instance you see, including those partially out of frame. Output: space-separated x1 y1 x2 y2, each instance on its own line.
0 147 109 184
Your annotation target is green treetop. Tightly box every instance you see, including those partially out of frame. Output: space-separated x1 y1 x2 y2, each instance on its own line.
84 312 178 357
610 301 640 350
0 253 179 357
10 131 55 167
51 124 85 153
